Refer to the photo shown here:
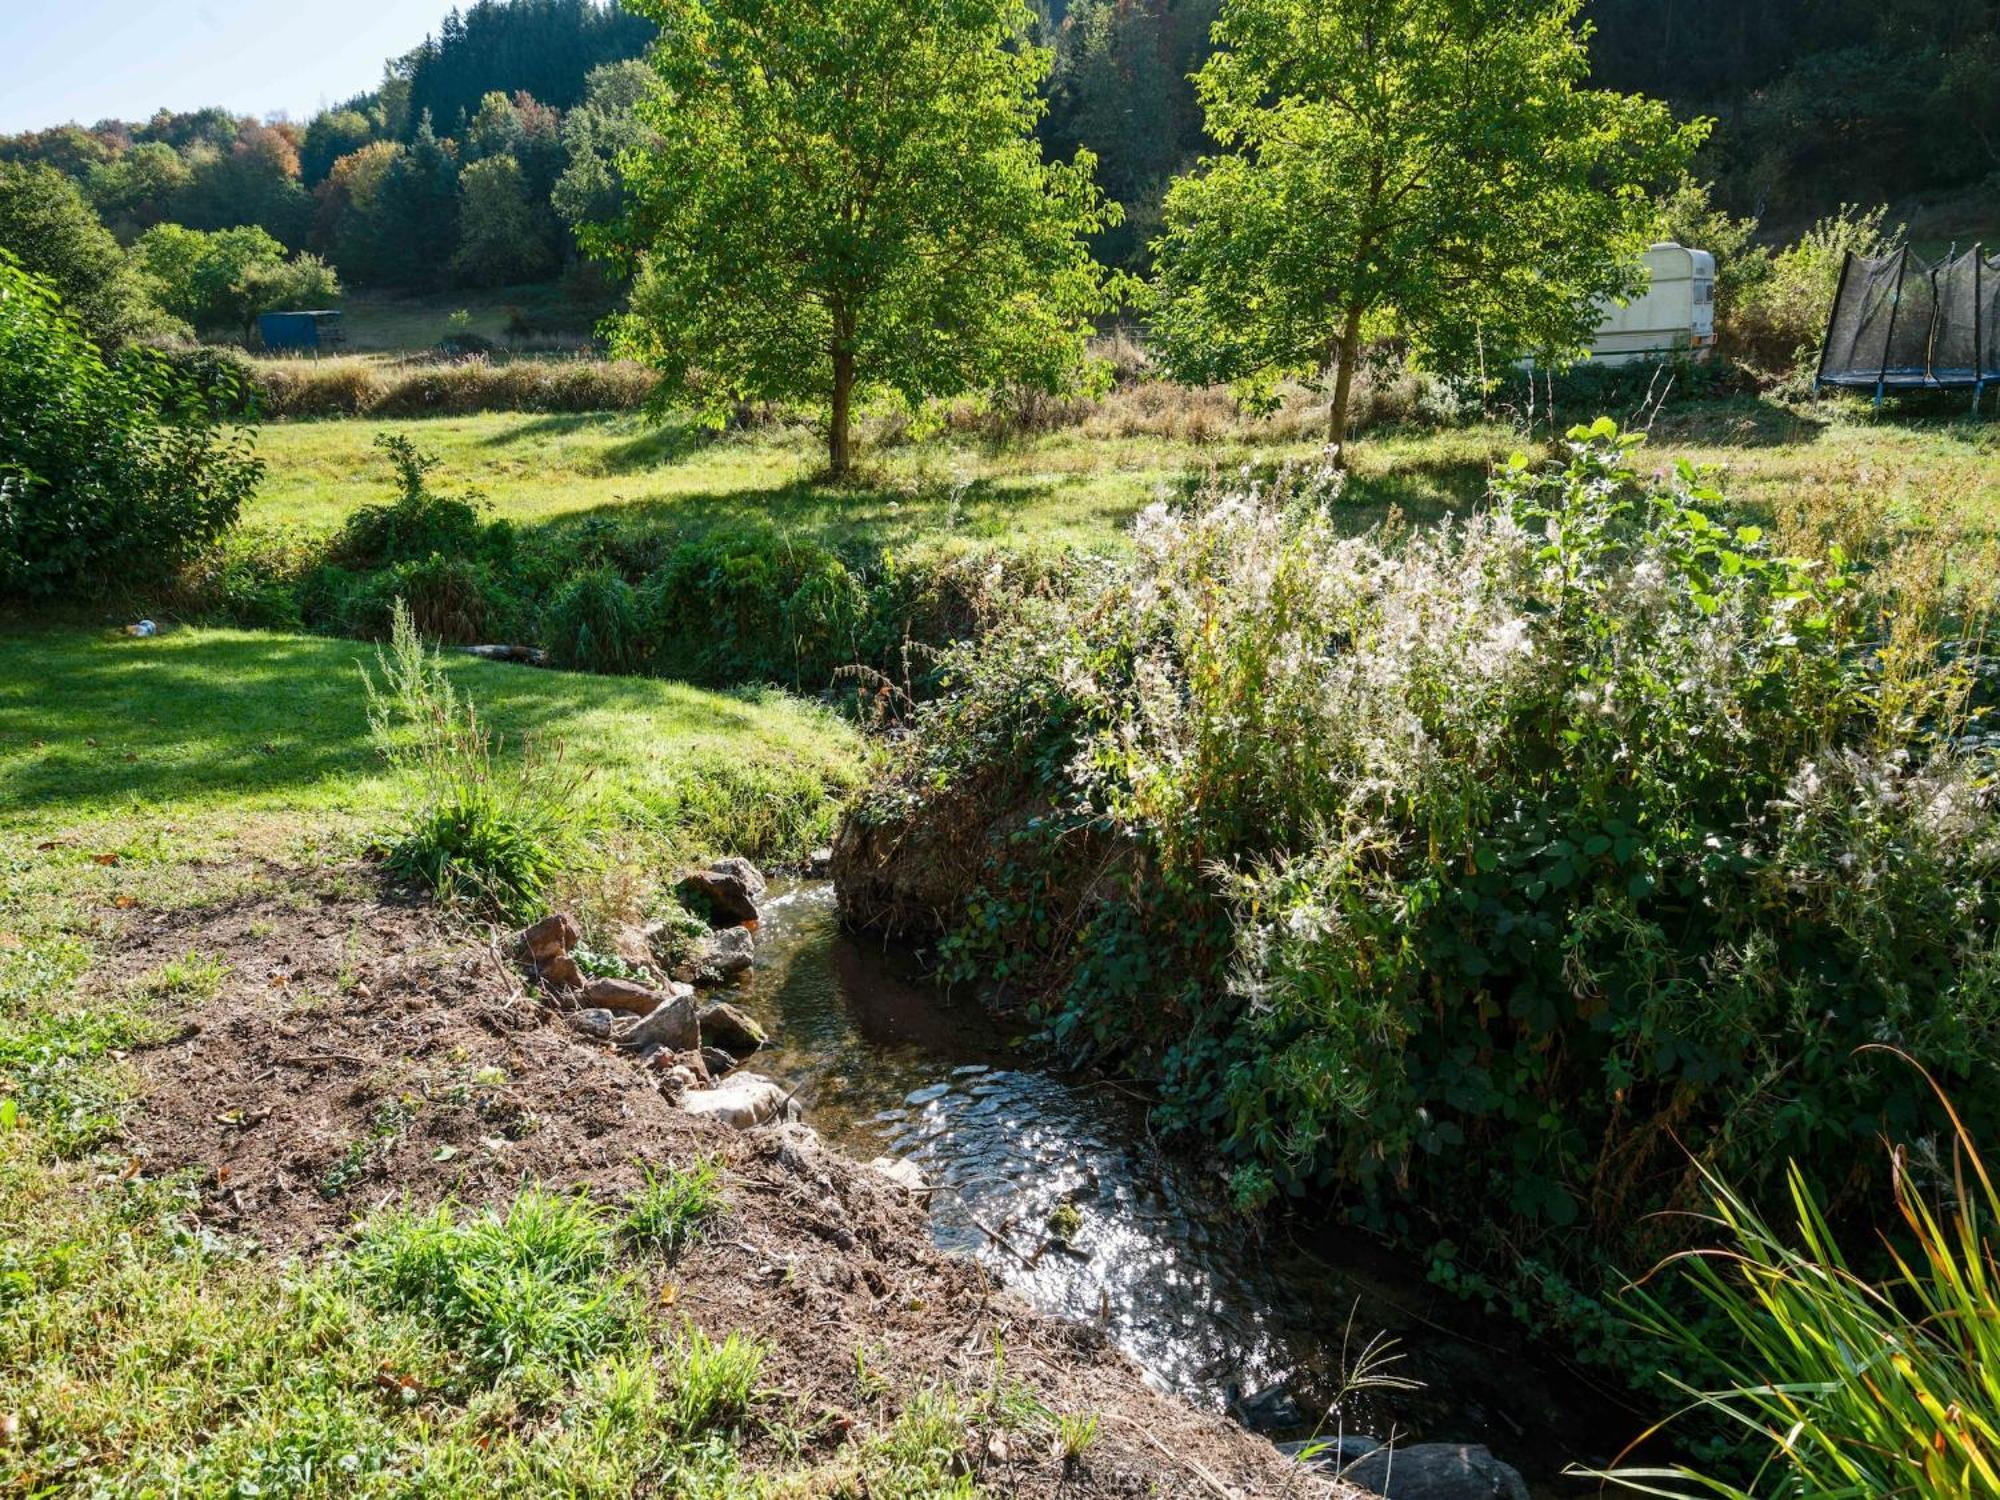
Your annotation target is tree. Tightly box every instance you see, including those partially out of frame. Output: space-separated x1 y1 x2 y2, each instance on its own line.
170 123 313 247
379 117 461 290
301 108 376 187
601 0 1119 476
1150 0 1701 453
314 140 406 284
134 223 341 339
455 154 556 286
0 253 261 595
0 163 180 347
84 141 193 241
552 61 656 239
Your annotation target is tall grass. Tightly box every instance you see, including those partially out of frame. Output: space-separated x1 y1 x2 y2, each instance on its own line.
1602 1067 2000 1497
364 599 585 920
254 354 659 419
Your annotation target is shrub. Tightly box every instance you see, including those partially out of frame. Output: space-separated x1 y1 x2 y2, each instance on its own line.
331 433 489 566
1735 204 1902 377
546 565 646 674
841 422 2000 1355
0 254 262 596
365 600 585 921
639 530 872 689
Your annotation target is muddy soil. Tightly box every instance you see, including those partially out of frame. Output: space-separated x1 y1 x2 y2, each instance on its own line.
112 864 1350 1499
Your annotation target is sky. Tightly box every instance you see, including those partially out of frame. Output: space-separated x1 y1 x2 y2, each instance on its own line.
0 0 451 134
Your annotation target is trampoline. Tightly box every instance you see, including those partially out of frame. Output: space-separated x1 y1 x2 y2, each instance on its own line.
1817 246 2000 409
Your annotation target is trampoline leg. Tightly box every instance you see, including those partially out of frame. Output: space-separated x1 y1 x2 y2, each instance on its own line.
1874 380 1886 411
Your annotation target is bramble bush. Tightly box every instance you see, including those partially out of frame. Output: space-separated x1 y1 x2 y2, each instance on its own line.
0 254 261 596
836 420 2000 1355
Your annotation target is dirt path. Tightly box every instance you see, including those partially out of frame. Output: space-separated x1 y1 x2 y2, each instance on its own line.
114 867 1350 1499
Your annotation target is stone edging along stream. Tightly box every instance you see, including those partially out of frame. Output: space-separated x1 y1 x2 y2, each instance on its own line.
504 855 1537 1500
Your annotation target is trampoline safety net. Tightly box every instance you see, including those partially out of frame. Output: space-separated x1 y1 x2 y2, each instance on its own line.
1818 247 2000 395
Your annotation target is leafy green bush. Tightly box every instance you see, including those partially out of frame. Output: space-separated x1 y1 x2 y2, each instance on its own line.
841 422 2000 1353
365 600 585 921
332 433 491 566
639 529 872 688
0 254 262 596
1735 204 1902 378
546 564 646 674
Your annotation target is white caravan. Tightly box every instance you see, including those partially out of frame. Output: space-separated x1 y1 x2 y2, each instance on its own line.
1587 241 1717 365
1519 241 1717 369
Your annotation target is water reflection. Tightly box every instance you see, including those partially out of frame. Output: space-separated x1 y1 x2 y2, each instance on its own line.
739 881 1624 1491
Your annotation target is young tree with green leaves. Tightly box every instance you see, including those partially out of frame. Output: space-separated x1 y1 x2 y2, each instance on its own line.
1150 0 1703 453
0 163 181 347
134 223 341 340
597 0 1120 477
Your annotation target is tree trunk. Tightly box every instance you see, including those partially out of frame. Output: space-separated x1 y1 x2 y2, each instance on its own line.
1327 301 1365 463
829 347 855 479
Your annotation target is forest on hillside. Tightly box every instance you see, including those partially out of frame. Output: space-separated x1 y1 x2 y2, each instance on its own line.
2 0 1993 302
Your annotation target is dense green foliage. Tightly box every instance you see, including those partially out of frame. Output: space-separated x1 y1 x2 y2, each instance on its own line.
133 223 340 339
1587 0 2000 231
599 0 1121 474
403 0 656 141
0 163 181 346
0 256 261 595
1149 0 1700 448
842 423 2000 1352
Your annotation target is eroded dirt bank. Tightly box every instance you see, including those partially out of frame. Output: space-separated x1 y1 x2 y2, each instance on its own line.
114 864 1349 1499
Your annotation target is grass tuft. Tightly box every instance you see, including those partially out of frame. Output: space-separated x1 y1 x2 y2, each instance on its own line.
347 1190 630 1386
622 1158 725 1257
664 1324 769 1437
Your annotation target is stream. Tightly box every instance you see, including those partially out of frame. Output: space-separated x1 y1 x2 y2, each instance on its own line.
734 880 1641 1494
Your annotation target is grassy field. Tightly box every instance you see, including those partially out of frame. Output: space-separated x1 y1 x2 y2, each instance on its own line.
332 283 612 353
245 399 2000 560
0 625 868 857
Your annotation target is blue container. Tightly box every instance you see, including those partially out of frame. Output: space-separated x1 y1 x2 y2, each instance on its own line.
257 310 343 353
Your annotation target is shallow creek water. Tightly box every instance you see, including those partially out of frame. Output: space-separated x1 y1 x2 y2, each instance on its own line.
735 881 1638 1492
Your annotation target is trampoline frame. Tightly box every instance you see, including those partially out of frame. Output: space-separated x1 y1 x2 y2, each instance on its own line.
1815 244 1997 413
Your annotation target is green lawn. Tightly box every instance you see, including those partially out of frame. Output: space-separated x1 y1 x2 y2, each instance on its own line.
0 625 867 856
245 400 2000 560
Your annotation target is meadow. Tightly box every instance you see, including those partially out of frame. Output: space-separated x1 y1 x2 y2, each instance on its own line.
243 395 2000 552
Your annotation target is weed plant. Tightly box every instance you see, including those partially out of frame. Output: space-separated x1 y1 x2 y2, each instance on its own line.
364 599 585 920
849 420 2000 1366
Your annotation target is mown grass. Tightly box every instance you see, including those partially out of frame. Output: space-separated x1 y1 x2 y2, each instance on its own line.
244 398 2000 562
0 616 1070 1496
0 624 868 859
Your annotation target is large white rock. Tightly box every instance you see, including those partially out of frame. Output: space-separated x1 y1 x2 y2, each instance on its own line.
678 1072 787 1130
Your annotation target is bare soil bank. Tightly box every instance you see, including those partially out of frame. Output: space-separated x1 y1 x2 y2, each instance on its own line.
113 865 1349 1498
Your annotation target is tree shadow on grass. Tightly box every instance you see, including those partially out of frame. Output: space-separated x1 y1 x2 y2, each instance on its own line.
470 411 717 473
0 628 784 822
540 466 1139 557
